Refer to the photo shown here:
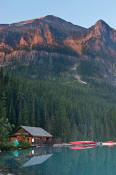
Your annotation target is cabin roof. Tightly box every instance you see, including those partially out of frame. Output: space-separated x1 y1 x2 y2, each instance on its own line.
19 126 52 137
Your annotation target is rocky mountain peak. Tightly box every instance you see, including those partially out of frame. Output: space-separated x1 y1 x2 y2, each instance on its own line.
94 19 111 32
44 15 68 23
95 19 109 28
88 19 112 38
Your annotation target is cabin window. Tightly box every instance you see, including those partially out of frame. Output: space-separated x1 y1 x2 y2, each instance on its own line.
32 138 34 143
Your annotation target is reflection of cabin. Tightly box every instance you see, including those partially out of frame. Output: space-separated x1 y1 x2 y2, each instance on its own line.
23 154 53 167
10 126 53 145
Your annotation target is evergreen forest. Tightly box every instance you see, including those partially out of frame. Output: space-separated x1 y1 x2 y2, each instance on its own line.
0 68 116 142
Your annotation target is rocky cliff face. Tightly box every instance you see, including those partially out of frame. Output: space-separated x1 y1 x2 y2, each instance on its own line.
0 16 116 59
0 15 85 56
0 15 116 82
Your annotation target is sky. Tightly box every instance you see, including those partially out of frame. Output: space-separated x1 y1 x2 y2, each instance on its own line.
0 0 116 29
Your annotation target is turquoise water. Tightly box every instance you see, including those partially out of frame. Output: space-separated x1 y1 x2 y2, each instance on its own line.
0 146 116 175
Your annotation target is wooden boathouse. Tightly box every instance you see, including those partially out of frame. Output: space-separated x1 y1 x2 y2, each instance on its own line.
10 126 53 145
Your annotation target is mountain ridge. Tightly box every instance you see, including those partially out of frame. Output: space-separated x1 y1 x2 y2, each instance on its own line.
0 15 115 55
1 15 116 83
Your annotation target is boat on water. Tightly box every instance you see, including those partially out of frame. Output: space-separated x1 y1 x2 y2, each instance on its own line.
102 141 116 146
69 141 96 145
53 140 116 148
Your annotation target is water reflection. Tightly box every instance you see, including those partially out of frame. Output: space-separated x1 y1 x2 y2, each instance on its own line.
69 145 97 149
0 146 116 175
13 150 19 157
23 154 53 167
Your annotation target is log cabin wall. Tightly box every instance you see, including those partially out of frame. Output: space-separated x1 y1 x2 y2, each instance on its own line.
10 136 33 144
10 135 52 145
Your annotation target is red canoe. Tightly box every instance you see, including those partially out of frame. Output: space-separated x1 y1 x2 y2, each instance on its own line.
69 141 96 145
103 141 114 147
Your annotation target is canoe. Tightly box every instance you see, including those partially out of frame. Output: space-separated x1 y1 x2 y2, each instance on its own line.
102 141 116 146
69 141 96 145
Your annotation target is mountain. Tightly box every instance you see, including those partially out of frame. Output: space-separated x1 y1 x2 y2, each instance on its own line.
80 20 116 58
0 15 85 55
0 15 116 83
1 16 116 141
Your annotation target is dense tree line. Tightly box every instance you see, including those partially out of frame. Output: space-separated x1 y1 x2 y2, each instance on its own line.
1 69 116 142
6 55 75 81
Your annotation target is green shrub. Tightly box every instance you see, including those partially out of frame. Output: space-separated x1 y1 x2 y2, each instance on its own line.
0 141 14 151
18 140 31 149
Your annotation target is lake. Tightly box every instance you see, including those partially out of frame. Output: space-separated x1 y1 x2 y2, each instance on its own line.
0 145 116 175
